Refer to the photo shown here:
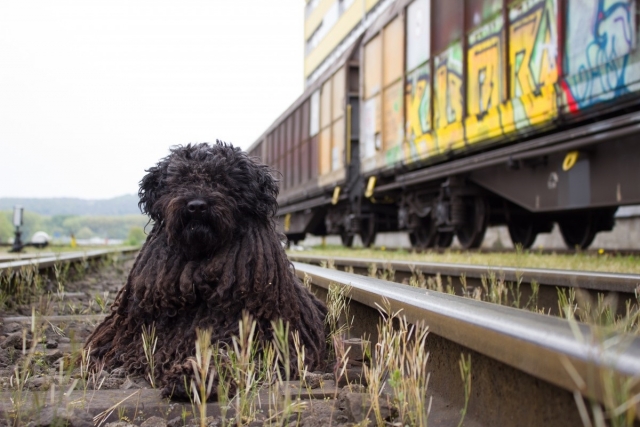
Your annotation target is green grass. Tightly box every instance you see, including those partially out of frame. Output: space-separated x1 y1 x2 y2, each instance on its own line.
289 245 640 274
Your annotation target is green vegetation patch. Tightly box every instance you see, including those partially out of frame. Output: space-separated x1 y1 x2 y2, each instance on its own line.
291 246 640 274
0 210 148 243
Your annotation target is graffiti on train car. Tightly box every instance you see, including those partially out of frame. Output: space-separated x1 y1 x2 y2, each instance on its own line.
382 0 640 171
383 81 405 165
563 0 639 111
466 16 505 143
507 0 558 130
465 0 558 141
433 44 464 152
404 63 436 161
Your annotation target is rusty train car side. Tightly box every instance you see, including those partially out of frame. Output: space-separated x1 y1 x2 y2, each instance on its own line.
249 0 640 250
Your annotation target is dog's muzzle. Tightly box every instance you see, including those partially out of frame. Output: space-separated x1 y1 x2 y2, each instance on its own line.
186 199 208 219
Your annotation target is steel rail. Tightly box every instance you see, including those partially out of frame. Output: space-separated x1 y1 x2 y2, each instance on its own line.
0 247 139 274
288 253 640 294
293 261 640 407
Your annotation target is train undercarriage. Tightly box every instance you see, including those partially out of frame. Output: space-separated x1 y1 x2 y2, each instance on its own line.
281 112 640 251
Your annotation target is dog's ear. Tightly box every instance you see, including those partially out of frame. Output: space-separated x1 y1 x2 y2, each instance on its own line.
255 163 279 218
235 151 279 220
138 157 169 222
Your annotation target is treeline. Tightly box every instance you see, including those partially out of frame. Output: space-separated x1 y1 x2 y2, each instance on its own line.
0 194 139 216
0 211 148 243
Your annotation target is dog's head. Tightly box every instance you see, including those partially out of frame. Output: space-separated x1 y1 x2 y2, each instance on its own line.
139 142 279 256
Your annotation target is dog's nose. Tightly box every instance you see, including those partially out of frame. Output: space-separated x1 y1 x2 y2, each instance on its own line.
187 199 208 216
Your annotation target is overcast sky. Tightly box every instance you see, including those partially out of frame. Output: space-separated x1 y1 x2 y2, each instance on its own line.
0 1 304 199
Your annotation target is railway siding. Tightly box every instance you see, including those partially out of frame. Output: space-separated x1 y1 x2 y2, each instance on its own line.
294 261 640 426
0 248 139 275
289 253 640 293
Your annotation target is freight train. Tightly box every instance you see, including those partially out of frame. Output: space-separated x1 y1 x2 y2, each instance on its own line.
248 0 640 250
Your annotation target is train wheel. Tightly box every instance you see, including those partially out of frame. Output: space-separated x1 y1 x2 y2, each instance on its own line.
508 219 538 249
436 232 454 248
409 232 417 246
341 231 354 248
559 215 597 250
360 216 377 248
409 216 437 249
455 196 488 249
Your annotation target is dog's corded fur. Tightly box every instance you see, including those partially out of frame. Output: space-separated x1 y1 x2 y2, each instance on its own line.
85 142 327 398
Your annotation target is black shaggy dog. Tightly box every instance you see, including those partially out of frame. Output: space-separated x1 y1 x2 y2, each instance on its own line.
85 142 327 398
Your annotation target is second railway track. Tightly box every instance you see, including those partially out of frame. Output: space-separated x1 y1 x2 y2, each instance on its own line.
289 253 640 316
294 261 640 426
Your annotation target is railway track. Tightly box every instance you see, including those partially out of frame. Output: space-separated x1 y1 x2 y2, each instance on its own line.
289 253 640 316
0 250 638 425
294 262 640 427
0 248 139 274
311 245 640 258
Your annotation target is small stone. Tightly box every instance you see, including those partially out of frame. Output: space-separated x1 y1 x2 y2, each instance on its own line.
166 417 183 427
303 372 323 389
59 337 71 344
0 348 10 368
104 422 136 427
336 368 366 387
26 375 52 391
338 392 393 424
120 377 142 390
3 323 22 333
1 332 28 350
45 340 58 349
45 349 63 364
140 416 168 427
98 376 125 390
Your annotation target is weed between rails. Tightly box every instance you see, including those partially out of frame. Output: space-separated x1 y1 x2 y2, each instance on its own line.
180 315 308 427
0 253 131 425
320 255 640 425
4 310 106 427
557 288 640 336
134 282 471 427
555 287 640 426
364 260 640 336
0 252 122 313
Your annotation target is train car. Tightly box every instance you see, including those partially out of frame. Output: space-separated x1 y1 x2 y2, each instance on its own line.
249 0 640 250
249 38 366 246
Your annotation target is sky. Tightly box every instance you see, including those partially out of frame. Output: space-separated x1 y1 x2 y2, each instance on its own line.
0 1 305 199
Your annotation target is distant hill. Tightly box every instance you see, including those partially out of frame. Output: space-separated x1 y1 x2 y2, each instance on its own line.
0 194 140 216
